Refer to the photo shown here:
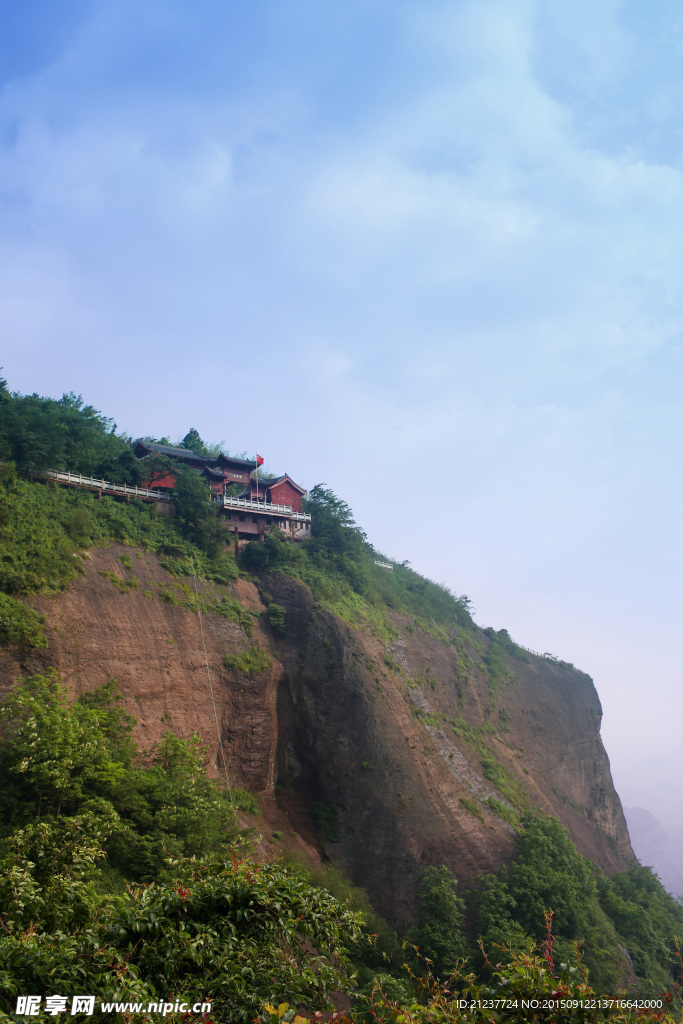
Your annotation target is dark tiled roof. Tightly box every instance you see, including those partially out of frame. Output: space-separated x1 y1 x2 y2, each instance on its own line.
134 440 256 470
251 475 283 486
135 441 204 460
213 452 257 470
249 474 307 493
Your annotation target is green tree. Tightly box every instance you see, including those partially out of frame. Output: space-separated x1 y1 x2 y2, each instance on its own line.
139 451 176 488
410 865 468 979
0 387 135 477
173 465 225 555
180 427 209 456
0 672 131 825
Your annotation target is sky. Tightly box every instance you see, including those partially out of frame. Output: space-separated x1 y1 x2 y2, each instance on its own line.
1 1 682 820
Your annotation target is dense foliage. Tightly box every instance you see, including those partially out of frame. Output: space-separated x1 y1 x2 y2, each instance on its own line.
0 674 364 1021
474 816 683 1000
0 378 140 481
0 674 240 879
0 821 363 1023
409 865 469 980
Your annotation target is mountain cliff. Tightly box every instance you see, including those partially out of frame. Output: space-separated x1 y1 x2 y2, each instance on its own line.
0 539 634 929
4 386 683 1012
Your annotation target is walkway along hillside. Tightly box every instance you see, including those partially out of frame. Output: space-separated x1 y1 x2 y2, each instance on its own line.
38 464 312 542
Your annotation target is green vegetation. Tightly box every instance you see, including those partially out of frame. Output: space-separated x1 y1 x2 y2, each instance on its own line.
409 865 468 979
267 601 287 637
357 935 682 1024
223 644 272 676
0 592 47 648
285 860 404 1001
481 754 530 811
0 466 237 600
214 594 255 634
460 797 484 821
98 569 140 593
0 823 362 1023
0 674 239 877
230 788 261 815
0 383 141 480
173 463 226 556
474 815 683 1001
485 796 521 827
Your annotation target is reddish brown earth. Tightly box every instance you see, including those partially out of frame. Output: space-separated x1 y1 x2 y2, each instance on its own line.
0 545 634 930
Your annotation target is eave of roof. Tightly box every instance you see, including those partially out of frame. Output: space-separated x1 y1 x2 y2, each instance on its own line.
134 440 204 460
250 474 307 494
134 440 256 470
212 452 257 470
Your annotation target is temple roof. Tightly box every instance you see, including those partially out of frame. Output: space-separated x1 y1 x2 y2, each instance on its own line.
133 440 256 471
250 474 307 494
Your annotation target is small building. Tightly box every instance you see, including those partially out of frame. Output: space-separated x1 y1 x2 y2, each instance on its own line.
132 441 256 497
132 440 311 542
224 474 311 542
247 474 307 513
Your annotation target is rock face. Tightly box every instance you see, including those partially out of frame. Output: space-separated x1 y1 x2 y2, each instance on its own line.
0 546 635 929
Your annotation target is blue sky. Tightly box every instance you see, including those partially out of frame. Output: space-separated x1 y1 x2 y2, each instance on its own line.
2 0 682 798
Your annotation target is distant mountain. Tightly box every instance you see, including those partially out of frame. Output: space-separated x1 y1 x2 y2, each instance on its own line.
624 806 683 898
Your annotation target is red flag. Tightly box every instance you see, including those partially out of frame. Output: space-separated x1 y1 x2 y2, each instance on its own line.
256 454 264 466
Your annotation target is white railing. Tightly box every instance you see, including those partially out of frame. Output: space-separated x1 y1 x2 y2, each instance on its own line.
42 468 313 523
44 470 172 502
374 560 393 570
223 495 312 521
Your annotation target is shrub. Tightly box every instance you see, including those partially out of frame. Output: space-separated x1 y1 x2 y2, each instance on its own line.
267 602 287 637
98 570 139 594
223 645 272 676
0 593 47 648
230 788 260 815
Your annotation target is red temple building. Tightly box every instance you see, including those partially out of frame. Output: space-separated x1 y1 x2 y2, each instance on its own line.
132 440 311 542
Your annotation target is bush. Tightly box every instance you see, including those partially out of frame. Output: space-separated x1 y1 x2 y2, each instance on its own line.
0 831 364 1023
0 593 47 648
223 645 272 676
267 602 287 637
230 788 260 814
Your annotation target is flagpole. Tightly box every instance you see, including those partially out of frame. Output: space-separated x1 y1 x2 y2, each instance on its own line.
256 455 259 502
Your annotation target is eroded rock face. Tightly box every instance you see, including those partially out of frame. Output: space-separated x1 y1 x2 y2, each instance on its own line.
0 547 634 929
263 573 634 929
